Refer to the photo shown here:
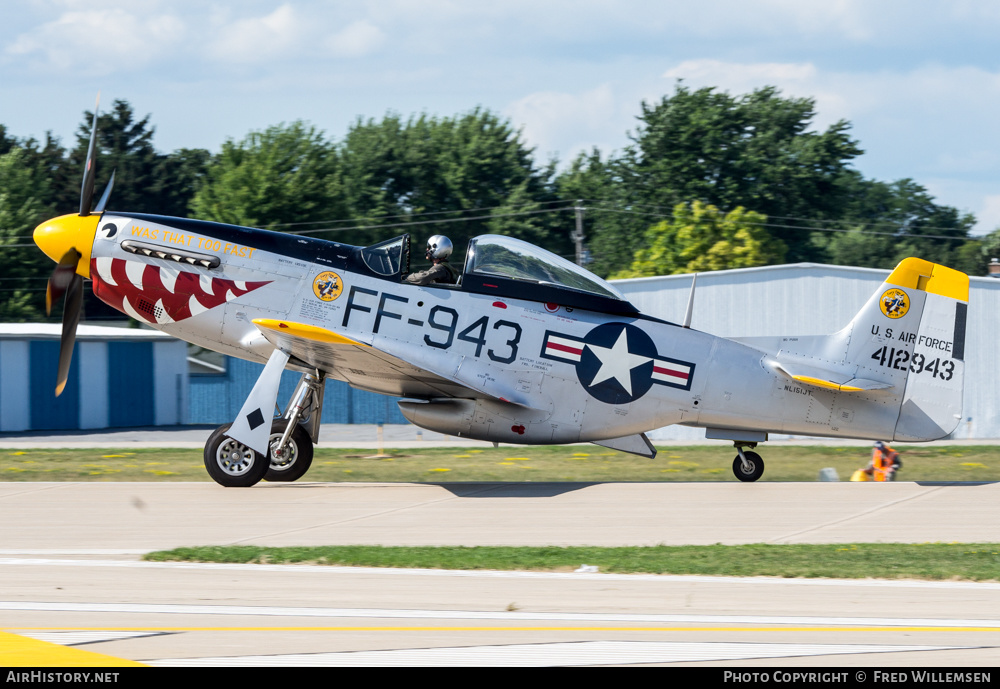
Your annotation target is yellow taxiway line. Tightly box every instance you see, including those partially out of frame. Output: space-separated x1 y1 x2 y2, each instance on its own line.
7 626 1000 633
0 631 145 667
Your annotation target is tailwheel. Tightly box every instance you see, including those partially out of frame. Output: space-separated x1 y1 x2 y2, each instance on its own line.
204 424 269 487
264 418 314 482
733 449 764 482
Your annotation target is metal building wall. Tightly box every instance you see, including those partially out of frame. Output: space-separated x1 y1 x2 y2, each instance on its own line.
613 264 1000 440
188 359 408 426
0 326 188 432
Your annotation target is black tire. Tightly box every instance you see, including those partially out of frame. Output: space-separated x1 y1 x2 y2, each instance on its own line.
204 424 269 487
733 451 764 482
264 418 314 482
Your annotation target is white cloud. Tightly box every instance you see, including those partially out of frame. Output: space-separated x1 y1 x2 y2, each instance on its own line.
5 8 183 74
209 4 304 64
326 20 386 58
505 84 626 161
663 60 819 95
757 0 874 41
976 195 1000 236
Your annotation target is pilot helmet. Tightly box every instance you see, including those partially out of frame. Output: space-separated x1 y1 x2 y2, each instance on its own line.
426 235 453 260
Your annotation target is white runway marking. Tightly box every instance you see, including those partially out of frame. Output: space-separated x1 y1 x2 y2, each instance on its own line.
16 630 168 646
4 600 999 629
2 556 1000 591
146 641 963 667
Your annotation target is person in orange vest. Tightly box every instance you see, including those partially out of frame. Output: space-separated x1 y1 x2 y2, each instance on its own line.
865 441 901 481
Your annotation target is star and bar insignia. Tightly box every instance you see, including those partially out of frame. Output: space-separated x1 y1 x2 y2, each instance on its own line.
540 322 695 404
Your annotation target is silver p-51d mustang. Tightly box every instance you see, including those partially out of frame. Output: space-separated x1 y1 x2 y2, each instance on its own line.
33 104 970 486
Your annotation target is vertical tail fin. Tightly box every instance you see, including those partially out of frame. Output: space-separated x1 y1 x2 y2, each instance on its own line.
768 258 968 441
841 258 968 440
882 259 968 440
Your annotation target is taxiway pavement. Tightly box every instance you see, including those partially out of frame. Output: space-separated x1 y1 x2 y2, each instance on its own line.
1 480 999 667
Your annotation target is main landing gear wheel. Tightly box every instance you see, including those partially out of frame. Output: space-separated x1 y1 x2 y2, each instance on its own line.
733 451 764 482
204 424 269 487
264 418 314 482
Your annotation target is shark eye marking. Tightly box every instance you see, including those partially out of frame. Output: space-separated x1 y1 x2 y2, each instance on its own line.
99 223 118 239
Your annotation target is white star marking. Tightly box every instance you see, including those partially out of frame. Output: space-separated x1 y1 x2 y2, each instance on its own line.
586 330 651 395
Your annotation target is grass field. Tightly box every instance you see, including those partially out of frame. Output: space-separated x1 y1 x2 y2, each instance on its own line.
1 444 998 482
144 543 1000 581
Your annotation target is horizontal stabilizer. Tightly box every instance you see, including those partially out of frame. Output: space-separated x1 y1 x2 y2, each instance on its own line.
592 433 657 458
769 359 893 393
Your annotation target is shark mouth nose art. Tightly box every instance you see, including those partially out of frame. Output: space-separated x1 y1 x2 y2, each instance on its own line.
91 257 271 325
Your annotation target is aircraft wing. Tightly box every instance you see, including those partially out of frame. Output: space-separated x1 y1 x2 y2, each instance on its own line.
253 318 551 411
252 319 474 399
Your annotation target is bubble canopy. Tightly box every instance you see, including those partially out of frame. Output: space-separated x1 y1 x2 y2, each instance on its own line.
460 235 637 315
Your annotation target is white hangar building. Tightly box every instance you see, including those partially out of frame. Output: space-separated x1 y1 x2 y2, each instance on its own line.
612 263 999 441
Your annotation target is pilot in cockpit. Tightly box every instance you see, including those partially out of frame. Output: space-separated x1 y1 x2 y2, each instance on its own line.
405 235 459 285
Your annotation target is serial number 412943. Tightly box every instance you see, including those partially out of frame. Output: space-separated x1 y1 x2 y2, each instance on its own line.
871 346 954 381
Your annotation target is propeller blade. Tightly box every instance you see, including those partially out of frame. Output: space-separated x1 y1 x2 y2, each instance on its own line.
94 169 116 214
79 94 100 217
45 249 82 316
55 273 84 397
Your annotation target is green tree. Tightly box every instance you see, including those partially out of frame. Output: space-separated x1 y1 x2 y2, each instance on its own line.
612 201 782 278
0 147 51 320
0 125 15 155
155 148 212 218
191 122 342 229
338 109 562 261
820 174 977 272
616 84 863 264
555 149 650 275
62 100 210 217
67 100 158 213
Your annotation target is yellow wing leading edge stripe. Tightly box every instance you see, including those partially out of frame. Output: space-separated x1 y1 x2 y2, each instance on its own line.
252 319 369 346
886 257 969 302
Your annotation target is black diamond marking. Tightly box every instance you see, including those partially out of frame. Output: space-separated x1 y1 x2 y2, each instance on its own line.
246 408 265 430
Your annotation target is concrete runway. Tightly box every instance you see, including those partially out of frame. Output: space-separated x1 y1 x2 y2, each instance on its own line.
2 480 999 667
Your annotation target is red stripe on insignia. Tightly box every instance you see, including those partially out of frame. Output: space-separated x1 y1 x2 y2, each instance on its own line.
548 341 583 356
654 365 689 379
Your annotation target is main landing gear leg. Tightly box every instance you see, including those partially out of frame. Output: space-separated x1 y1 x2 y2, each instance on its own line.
204 348 289 488
264 372 324 482
203 350 325 488
732 442 764 482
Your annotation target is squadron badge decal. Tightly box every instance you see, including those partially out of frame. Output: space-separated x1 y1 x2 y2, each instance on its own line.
540 322 694 404
313 271 343 301
880 288 909 319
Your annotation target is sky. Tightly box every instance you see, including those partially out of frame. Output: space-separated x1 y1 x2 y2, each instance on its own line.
2 0 1000 234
